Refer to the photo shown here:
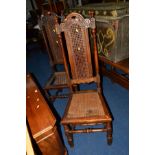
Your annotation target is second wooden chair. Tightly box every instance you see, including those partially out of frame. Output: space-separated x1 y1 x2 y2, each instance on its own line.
39 12 69 101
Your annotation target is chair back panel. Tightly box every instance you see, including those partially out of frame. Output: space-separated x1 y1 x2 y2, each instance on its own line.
61 13 93 81
41 13 63 64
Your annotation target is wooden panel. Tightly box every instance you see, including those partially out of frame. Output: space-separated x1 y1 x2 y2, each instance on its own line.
26 74 56 136
26 73 67 155
36 126 67 155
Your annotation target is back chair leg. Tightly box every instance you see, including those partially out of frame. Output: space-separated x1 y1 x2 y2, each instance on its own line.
104 123 107 129
107 122 112 145
55 89 63 96
64 125 74 147
44 89 50 100
70 124 76 130
73 84 79 92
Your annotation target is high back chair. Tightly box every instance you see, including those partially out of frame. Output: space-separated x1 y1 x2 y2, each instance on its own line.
55 12 113 147
39 12 69 100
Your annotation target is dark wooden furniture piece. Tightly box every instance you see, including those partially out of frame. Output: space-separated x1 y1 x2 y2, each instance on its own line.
99 56 129 89
39 12 69 100
34 0 65 15
26 73 67 155
66 2 129 63
55 12 113 147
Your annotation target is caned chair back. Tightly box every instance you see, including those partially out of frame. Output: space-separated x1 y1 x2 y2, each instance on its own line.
39 12 64 65
56 12 100 86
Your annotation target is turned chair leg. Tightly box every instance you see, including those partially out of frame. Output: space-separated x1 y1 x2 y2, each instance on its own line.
73 84 79 92
64 125 74 147
44 89 55 102
55 89 63 96
44 89 50 100
107 122 112 145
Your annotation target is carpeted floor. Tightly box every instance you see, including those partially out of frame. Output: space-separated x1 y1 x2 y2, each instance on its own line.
26 44 129 155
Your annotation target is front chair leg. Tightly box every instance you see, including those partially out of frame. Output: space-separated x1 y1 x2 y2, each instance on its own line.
107 122 112 145
64 125 74 147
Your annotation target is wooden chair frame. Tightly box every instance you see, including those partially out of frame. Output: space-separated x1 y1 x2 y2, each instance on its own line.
39 12 69 101
55 12 113 147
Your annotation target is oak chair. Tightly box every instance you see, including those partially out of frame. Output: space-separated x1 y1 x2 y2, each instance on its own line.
55 12 113 147
39 12 69 101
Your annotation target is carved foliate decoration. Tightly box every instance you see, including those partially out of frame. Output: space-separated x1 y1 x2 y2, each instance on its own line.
96 27 115 57
89 21 115 58
60 16 95 32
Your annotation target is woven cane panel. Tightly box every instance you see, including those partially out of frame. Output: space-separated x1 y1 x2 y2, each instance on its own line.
67 92 105 119
66 23 93 80
61 13 93 80
53 72 68 85
42 16 63 64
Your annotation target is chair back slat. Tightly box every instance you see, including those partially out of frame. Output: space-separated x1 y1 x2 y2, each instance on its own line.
60 13 94 82
40 13 64 64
